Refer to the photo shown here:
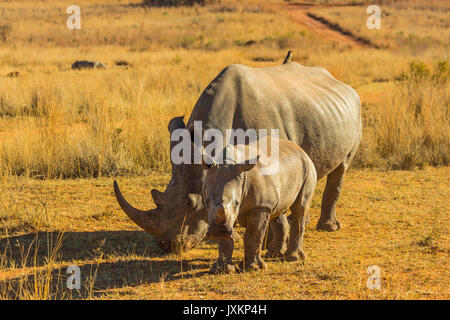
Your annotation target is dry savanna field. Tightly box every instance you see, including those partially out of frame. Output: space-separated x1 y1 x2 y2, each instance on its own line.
0 0 448 299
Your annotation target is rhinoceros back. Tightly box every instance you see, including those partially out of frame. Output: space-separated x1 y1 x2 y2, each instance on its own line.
187 63 362 179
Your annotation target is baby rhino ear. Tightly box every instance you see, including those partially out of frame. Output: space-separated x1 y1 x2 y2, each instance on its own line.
168 116 185 134
202 153 216 170
234 156 260 174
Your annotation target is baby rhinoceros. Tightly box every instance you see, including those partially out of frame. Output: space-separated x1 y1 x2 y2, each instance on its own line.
202 138 317 274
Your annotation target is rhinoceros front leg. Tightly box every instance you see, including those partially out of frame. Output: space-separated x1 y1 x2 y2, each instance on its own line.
209 238 236 274
242 209 270 271
265 214 289 259
317 162 346 232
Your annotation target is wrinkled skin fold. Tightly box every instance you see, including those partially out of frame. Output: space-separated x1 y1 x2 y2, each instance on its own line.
113 53 362 253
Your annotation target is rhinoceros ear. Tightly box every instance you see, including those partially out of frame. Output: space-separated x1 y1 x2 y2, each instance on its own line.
168 116 185 134
151 189 169 206
234 156 260 174
188 193 203 211
202 153 217 170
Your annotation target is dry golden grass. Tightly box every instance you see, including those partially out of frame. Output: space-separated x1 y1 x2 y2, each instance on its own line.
356 73 449 169
0 0 331 178
309 0 450 53
0 0 448 177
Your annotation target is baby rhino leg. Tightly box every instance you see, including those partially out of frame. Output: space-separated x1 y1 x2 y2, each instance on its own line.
242 209 271 271
210 238 236 274
265 214 289 259
285 169 317 262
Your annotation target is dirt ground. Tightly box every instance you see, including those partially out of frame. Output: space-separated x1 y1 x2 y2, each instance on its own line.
1 167 448 299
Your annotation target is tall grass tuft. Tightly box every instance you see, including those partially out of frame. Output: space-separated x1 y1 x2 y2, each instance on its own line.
355 61 449 170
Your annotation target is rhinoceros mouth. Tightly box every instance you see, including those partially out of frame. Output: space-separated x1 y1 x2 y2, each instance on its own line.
207 223 233 240
155 233 205 253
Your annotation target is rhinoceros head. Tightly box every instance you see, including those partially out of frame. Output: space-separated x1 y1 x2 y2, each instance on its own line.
202 155 259 240
114 116 209 253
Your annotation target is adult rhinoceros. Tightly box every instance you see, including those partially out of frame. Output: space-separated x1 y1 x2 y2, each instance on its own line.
113 52 362 253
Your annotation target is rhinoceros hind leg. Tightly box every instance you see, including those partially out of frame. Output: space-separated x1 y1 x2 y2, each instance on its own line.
316 162 347 232
317 137 361 232
285 167 316 261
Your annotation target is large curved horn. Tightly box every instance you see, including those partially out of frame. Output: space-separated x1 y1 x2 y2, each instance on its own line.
113 181 162 236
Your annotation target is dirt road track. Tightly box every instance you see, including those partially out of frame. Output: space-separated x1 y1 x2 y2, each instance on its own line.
272 2 371 49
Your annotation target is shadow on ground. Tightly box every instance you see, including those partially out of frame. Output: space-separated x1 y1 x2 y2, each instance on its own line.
0 231 165 268
0 231 212 299
1 257 211 299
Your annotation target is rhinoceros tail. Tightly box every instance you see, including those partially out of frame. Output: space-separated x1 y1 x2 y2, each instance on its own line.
283 51 293 64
